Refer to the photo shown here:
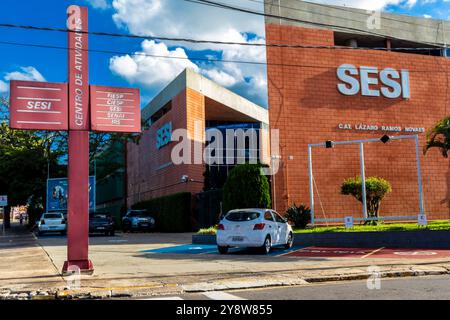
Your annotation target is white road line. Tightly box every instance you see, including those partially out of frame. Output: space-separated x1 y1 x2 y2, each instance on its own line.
279 246 311 257
17 86 61 91
202 291 246 300
143 297 184 300
17 97 61 101
361 247 385 259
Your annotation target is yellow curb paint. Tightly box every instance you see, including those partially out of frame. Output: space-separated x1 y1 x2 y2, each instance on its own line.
361 247 385 259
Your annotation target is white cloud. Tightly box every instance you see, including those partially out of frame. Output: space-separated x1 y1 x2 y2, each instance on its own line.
4 66 46 82
0 80 8 93
109 40 199 87
85 0 111 10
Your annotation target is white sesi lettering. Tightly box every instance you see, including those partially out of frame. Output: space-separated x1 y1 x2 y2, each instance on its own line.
337 64 410 99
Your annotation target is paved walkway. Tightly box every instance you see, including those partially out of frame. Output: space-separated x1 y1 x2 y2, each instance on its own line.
2 224 450 299
0 222 66 292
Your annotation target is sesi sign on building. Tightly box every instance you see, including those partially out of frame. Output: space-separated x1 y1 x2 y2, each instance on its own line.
337 64 410 99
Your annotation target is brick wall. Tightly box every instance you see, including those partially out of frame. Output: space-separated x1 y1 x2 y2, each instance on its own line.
127 88 205 207
266 23 450 221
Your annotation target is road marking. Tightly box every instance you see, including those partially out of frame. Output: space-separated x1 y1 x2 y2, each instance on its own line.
202 291 246 300
279 246 309 257
143 297 184 300
361 247 385 259
394 251 437 256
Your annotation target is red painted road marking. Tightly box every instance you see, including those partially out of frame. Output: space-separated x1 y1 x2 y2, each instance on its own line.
284 247 450 259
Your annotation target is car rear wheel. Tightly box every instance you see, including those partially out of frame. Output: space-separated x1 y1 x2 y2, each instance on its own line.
218 246 228 254
261 236 271 254
284 232 293 249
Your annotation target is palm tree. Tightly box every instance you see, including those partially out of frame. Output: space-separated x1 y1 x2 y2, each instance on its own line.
424 115 450 158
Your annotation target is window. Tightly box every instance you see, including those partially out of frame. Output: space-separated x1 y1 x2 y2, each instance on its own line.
226 211 260 222
43 213 62 219
264 211 274 221
273 212 286 223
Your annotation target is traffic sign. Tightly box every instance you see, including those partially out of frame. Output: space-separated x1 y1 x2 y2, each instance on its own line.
90 85 141 133
9 80 68 130
0 195 7 207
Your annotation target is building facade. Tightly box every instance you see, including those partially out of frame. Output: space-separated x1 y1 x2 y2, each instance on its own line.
265 1 450 221
127 69 269 208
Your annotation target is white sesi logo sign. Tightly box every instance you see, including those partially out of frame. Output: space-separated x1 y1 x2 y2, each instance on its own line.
337 64 410 99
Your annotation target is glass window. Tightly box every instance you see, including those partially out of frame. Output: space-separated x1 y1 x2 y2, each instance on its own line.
226 211 260 222
264 211 274 221
273 211 285 223
44 213 62 219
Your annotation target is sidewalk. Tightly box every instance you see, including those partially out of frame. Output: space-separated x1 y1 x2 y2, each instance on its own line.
1 225 450 299
0 222 66 297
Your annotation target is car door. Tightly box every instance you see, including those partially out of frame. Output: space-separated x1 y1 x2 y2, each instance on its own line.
273 211 288 245
264 210 279 244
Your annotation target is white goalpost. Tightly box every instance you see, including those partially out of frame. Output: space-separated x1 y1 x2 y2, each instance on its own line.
308 134 425 225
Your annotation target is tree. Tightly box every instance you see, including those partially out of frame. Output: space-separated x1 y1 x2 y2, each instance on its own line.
341 176 392 225
423 115 450 157
223 164 271 213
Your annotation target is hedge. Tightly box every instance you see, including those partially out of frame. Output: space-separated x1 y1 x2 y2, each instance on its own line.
132 192 193 232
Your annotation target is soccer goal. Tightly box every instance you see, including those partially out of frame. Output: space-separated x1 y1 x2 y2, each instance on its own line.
307 134 425 225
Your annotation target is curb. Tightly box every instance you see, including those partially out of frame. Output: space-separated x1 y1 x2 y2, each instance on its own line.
1 266 449 300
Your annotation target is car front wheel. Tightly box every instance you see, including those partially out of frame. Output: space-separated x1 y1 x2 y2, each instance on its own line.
284 232 293 249
261 236 271 254
218 246 228 254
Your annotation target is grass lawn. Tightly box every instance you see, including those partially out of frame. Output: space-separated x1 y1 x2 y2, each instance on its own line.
294 220 450 233
197 221 450 235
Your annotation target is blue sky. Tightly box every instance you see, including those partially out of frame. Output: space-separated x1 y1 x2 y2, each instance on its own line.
0 0 449 109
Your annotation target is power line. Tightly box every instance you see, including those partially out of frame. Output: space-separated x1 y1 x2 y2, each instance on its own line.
0 39 447 74
185 0 448 47
0 22 444 53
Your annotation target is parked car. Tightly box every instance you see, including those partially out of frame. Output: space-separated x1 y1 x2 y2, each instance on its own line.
122 210 155 232
38 212 67 236
216 209 294 254
89 212 115 236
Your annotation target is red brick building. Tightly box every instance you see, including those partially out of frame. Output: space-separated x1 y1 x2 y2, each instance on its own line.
265 1 450 221
127 69 269 208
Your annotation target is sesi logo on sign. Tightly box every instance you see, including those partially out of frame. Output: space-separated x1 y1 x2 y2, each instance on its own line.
337 64 410 99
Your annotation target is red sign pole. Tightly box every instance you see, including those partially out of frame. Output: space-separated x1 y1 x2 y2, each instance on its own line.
9 5 141 275
63 5 93 273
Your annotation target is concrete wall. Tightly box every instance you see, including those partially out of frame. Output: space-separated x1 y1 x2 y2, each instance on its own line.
264 0 450 47
266 23 450 220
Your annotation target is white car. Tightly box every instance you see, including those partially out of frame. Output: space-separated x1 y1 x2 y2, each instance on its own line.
216 209 294 254
38 212 67 236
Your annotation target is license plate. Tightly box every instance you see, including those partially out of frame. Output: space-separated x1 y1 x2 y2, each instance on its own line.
141 223 149 226
49 226 57 229
232 236 244 242
97 227 105 230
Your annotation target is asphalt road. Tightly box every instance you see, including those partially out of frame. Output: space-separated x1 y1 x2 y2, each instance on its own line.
144 275 450 300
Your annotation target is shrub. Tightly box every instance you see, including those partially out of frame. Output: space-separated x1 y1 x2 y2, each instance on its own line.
286 204 311 229
197 226 218 235
223 164 271 213
341 176 392 224
132 192 193 232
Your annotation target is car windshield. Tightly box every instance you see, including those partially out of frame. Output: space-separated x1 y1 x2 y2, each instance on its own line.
128 211 149 217
225 211 260 222
43 213 62 219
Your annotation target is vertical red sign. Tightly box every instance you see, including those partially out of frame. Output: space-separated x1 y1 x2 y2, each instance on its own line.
63 5 93 274
67 5 89 130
